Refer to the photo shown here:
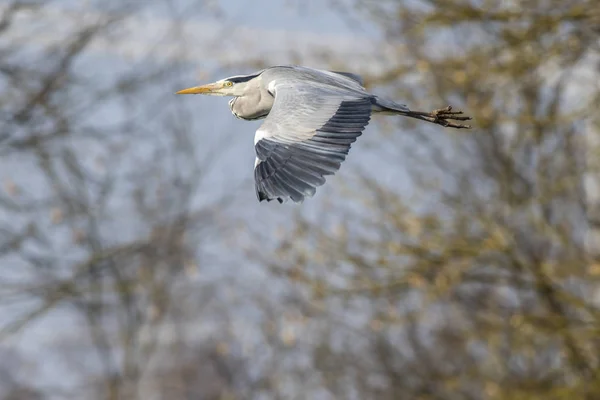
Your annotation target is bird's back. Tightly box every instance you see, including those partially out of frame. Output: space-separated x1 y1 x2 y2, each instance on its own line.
260 66 369 96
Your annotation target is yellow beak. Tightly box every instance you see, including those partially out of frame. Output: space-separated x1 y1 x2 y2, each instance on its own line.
175 82 222 95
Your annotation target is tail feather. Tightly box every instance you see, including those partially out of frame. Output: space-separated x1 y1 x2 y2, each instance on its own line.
372 97 410 114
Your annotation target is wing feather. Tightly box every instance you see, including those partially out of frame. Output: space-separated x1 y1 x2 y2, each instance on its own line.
329 71 365 86
254 80 373 203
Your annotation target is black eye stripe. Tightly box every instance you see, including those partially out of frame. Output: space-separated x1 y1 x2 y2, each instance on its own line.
227 73 259 84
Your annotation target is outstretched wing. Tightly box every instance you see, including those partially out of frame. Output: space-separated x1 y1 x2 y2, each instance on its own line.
253 82 373 203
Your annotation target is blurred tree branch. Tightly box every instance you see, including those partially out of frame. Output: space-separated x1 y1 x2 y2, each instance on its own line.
249 0 600 398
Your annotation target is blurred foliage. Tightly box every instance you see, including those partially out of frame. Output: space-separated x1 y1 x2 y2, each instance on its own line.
1 0 600 399
0 1 247 399
255 0 600 399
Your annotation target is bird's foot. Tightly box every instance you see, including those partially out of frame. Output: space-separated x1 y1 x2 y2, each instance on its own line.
429 105 472 129
406 105 472 129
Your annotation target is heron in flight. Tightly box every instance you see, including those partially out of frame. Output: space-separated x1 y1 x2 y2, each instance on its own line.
176 66 471 204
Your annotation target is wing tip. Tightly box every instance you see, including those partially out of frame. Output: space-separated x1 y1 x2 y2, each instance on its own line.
256 187 286 204
257 189 268 202
256 188 313 204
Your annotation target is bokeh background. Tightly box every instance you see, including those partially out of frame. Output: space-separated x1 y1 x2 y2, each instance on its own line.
1 1 599 399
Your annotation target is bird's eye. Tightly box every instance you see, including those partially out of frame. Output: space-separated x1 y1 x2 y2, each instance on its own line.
224 81 233 87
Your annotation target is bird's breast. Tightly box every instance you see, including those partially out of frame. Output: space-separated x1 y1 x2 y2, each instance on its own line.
228 94 273 121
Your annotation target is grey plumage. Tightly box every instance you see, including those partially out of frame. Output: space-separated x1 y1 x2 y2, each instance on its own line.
250 67 387 203
254 96 372 203
176 65 472 204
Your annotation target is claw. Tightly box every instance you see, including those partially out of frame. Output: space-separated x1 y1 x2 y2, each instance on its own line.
430 105 472 128
402 104 473 129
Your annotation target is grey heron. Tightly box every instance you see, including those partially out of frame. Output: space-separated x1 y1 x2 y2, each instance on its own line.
176 66 471 204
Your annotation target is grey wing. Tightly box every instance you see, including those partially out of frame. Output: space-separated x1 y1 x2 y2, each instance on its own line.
253 82 373 203
330 71 365 86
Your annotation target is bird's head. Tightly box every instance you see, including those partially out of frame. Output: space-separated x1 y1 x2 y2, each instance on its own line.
176 74 258 97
